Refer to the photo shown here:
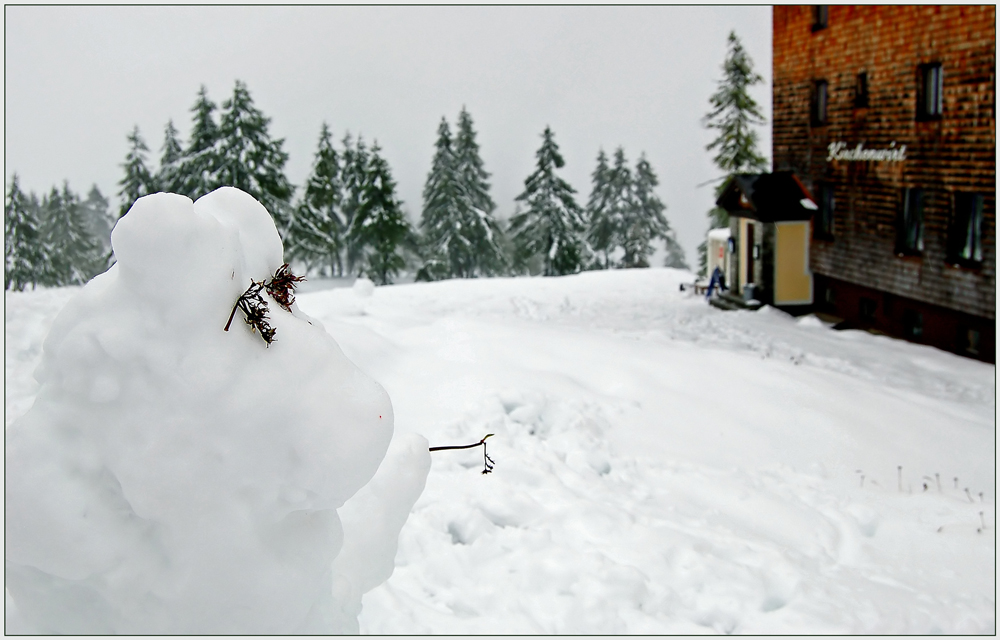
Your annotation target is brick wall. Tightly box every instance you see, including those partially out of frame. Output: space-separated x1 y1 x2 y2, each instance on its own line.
773 5 996 319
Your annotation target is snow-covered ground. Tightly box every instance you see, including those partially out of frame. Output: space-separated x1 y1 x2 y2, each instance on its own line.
6 267 995 634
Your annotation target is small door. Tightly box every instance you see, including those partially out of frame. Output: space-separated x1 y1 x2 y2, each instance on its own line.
774 221 813 305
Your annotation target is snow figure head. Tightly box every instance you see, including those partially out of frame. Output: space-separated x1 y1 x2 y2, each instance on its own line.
5 188 430 634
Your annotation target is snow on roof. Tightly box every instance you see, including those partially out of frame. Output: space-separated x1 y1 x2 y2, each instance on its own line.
708 227 731 240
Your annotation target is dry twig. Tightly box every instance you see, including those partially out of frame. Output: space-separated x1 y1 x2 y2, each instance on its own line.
430 434 495 474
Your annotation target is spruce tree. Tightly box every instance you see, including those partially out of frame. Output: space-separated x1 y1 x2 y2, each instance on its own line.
5 174 44 291
624 153 672 268
585 149 617 269
417 117 462 281
453 107 506 277
117 126 155 220
508 126 586 277
176 85 222 200
349 142 412 285
156 119 185 195
699 30 768 275
39 183 103 286
81 185 114 254
605 147 636 268
662 231 689 269
340 133 371 275
37 187 69 285
292 122 344 276
215 80 295 239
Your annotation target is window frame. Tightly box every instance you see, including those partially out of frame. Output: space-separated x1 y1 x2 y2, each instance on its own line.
812 5 828 32
902 309 924 339
854 71 869 108
896 187 925 256
917 62 944 120
947 192 984 267
813 182 835 240
859 297 877 324
812 80 829 126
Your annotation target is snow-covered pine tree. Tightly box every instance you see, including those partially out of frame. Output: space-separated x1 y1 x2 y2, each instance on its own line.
156 119 185 195
292 122 344 276
453 107 506 277
623 153 674 269
340 133 371 275
348 142 412 285
36 187 70 286
662 232 689 269
117 126 156 220
5 174 45 291
40 183 103 286
508 126 587 277
416 117 462 281
215 80 295 241
81 185 114 255
585 149 617 270
176 85 221 201
606 147 636 268
699 30 768 275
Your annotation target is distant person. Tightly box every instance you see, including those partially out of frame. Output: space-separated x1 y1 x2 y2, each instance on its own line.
706 266 727 298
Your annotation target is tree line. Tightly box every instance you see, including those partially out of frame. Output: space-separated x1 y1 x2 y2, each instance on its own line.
4 177 114 290
6 80 689 291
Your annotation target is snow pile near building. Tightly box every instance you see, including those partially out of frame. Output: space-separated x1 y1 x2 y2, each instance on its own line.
4 188 429 634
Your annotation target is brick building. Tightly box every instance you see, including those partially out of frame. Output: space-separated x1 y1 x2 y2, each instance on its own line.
772 5 995 362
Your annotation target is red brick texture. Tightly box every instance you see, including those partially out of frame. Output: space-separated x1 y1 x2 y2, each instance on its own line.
772 6 995 325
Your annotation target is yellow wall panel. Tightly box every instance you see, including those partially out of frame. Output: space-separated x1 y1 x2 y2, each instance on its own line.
774 221 813 305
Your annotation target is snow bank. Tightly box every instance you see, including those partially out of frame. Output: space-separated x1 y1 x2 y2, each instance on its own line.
4 188 429 634
294 268 994 635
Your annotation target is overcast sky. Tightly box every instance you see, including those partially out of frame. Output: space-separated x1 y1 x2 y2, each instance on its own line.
5 5 771 266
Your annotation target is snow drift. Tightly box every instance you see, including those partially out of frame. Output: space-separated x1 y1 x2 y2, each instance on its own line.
4 188 430 634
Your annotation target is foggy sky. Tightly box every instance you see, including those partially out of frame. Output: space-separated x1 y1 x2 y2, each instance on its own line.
4 5 772 266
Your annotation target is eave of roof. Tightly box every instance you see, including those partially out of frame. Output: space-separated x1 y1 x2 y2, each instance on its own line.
716 171 816 222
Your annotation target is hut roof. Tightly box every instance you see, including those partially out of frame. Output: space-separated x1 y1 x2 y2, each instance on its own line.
716 171 817 222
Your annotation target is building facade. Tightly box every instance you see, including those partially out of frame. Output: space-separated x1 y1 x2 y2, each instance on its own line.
772 5 996 362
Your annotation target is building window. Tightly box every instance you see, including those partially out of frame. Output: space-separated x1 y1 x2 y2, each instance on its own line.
812 80 829 125
812 6 828 31
902 309 923 339
961 328 981 355
859 297 877 323
918 63 944 119
814 182 835 239
896 187 925 255
948 192 984 266
855 72 869 108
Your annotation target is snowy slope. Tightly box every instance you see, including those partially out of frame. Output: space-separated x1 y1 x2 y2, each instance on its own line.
5 267 995 634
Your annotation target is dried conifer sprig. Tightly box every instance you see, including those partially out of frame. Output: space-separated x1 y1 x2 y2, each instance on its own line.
224 264 305 346
266 263 306 311
429 434 495 475
225 280 276 345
